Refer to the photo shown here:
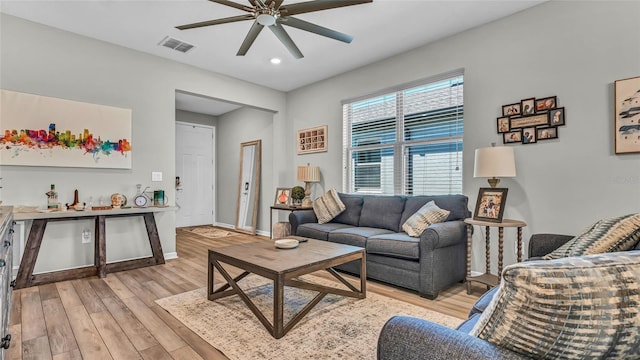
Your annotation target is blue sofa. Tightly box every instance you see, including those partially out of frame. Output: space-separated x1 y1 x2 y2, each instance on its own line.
289 193 470 299
377 233 640 359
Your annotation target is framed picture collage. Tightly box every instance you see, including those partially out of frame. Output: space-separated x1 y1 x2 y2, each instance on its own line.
497 96 565 145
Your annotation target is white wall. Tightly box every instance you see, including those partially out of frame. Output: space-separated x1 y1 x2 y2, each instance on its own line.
286 1 640 272
1 14 286 272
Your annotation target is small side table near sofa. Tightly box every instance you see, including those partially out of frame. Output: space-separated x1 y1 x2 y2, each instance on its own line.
464 218 526 294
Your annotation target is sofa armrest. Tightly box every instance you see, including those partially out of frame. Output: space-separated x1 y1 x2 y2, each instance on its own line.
420 220 466 250
377 316 527 360
528 233 574 258
288 210 317 235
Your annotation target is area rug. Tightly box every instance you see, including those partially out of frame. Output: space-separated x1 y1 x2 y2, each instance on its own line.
155 274 463 359
187 226 235 239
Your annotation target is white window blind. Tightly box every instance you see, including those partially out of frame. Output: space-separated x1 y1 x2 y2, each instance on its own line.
342 72 463 195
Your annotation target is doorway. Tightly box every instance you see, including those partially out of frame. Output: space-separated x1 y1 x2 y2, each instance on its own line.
175 122 215 227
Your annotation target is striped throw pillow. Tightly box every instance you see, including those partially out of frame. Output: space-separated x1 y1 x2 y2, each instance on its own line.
312 189 346 224
402 201 450 237
543 213 640 260
470 251 640 359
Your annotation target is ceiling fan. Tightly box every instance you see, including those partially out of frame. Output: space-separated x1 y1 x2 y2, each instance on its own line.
176 0 373 59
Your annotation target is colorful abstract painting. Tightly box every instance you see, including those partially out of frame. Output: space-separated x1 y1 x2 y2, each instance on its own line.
0 89 132 168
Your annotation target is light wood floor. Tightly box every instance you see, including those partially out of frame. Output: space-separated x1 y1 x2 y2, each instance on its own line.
7 227 484 360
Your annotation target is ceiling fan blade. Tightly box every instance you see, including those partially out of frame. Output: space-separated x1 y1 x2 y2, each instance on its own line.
176 14 254 30
209 0 254 12
279 16 353 43
237 22 265 56
269 23 303 59
280 0 372 16
264 0 284 9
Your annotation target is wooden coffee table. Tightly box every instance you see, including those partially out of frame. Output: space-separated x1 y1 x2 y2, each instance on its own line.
207 238 366 339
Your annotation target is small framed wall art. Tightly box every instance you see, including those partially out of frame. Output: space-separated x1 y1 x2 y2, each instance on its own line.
614 76 640 154
297 125 327 154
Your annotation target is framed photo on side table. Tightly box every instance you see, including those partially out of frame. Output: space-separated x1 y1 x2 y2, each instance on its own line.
614 76 640 154
473 188 509 223
274 188 291 206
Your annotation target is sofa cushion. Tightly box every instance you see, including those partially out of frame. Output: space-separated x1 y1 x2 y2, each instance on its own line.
468 286 500 317
328 227 393 248
400 195 469 225
367 233 420 260
543 213 640 260
296 223 352 241
470 251 640 359
359 195 406 232
312 188 346 224
402 201 450 237
331 193 363 226
456 313 482 334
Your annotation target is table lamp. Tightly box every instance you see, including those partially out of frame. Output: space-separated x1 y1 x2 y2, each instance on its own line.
297 163 320 207
474 144 516 188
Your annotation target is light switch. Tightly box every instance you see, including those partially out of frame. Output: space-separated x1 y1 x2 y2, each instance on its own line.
152 172 163 182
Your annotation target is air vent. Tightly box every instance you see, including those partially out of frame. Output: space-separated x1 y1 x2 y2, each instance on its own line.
158 36 195 53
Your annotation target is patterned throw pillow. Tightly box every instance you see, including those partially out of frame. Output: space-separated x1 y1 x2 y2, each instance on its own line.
470 251 640 359
543 213 640 260
312 188 346 224
401 201 450 237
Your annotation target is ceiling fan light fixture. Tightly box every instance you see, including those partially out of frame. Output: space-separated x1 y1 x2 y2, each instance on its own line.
270 57 282 64
256 13 276 26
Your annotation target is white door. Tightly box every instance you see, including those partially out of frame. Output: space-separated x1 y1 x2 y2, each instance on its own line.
175 122 214 227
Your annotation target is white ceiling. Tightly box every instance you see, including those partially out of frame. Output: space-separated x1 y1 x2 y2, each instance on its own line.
1 0 545 115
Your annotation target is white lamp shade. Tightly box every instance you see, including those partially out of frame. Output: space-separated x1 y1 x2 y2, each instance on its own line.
474 146 516 178
297 165 320 182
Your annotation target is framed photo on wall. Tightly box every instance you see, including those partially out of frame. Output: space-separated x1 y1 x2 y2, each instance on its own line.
614 76 640 154
297 125 327 154
473 188 509 223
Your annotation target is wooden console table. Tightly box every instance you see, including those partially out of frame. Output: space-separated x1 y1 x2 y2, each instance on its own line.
464 218 526 294
13 206 174 289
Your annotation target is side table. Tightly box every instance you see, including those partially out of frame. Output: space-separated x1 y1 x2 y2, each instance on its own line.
464 218 527 294
269 205 313 239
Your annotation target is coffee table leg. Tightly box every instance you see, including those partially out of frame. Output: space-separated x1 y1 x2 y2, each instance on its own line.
273 275 285 339
207 251 215 300
360 252 367 297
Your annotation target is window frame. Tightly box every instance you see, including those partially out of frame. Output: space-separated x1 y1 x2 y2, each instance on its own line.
342 69 464 195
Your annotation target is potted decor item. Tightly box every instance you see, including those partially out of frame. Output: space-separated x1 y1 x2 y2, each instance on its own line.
291 186 305 206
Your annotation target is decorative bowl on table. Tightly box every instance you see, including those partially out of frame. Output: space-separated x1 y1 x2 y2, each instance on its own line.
274 239 299 249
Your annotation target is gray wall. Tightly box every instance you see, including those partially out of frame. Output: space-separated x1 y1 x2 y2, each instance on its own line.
1 14 286 272
286 1 640 272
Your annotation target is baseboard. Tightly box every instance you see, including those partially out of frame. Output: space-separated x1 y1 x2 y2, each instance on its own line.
164 252 178 260
215 222 269 237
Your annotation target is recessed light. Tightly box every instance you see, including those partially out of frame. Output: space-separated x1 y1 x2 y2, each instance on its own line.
270 58 281 65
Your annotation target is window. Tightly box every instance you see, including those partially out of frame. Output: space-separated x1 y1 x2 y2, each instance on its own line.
342 71 463 195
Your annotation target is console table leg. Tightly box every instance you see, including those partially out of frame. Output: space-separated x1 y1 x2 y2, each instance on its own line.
143 213 165 265
14 219 48 289
95 216 106 278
